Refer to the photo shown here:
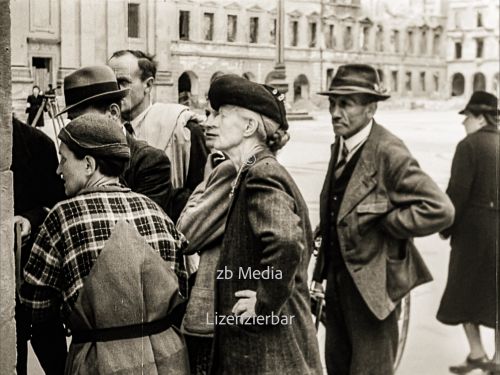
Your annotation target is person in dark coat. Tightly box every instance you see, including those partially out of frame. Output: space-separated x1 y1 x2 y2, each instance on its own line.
437 91 500 374
312 64 454 375
207 75 323 375
11 115 67 374
56 65 174 215
26 85 46 127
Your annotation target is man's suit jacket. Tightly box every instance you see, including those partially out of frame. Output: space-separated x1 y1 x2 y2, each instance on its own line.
313 121 454 320
121 134 173 215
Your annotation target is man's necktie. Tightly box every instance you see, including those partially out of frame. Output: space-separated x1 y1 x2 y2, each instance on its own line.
334 141 349 179
123 122 135 137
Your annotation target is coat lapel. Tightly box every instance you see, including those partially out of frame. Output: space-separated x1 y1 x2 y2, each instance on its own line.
337 123 381 222
319 140 339 223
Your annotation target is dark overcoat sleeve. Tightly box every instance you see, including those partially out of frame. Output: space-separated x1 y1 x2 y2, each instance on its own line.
440 139 473 238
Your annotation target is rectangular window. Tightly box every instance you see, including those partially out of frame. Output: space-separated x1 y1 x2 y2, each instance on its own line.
454 10 461 29
360 26 370 51
433 32 441 55
203 13 214 41
477 11 483 27
433 73 439 92
407 30 414 53
391 71 398 92
291 20 299 46
455 42 462 59
309 22 317 47
420 30 427 54
326 68 334 88
420 72 426 92
270 18 276 44
227 15 237 42
179 11 190 40
376 26 384 52
392 29 400 53
344 25 353 50
325 24 335 49
476 39 484 58
127 3 140 38
405 72 412 92
249 17 259 43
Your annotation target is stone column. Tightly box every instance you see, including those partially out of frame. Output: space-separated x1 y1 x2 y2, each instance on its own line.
0 0 16 373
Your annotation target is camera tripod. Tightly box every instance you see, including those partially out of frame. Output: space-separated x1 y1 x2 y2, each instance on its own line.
30 94 65 151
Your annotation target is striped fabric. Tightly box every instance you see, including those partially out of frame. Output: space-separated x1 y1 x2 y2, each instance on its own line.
20 188 188 322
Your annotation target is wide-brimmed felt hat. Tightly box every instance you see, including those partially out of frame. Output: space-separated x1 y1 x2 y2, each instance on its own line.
459 91 498 115
208 74 289 130
56 65 129 116
318 64 390 101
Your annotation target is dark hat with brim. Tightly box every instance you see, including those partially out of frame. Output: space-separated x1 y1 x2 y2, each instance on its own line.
459 91 498 115
318 64 390 101
58 113 130 160
208 74 289 130
56 65 129 116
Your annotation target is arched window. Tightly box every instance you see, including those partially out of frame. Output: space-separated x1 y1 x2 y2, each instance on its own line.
473 72 486 92
178 71 199 107
293 74 310 102
451 73 465 96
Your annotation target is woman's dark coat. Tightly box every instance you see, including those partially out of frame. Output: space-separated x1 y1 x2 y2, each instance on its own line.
213 150 322 375
437 124 500 328
26 94 45 127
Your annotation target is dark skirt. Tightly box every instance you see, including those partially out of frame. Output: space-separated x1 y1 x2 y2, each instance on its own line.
437 207 498 328
185 335 213 375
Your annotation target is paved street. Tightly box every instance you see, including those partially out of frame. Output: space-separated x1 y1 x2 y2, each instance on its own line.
27 109 495 374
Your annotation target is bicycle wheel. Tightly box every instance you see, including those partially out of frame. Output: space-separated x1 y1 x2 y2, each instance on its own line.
394 294 411 371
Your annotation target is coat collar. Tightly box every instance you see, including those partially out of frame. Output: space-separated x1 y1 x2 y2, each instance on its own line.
337 121 382 221
77 183 131 196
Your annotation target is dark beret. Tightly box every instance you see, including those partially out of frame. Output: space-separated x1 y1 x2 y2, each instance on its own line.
208 74 288 130
58 113 130 160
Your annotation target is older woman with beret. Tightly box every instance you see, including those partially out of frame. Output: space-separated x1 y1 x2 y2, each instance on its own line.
206 75 322 375
437 91 499 373
20 113 189 374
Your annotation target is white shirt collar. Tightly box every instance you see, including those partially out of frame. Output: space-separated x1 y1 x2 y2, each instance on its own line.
130 103 153 130
342 119 373 154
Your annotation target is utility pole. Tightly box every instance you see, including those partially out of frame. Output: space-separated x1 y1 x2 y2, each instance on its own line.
268 0 289 95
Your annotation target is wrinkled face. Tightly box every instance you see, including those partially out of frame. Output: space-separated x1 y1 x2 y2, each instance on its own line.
204 109 220 150
329 95 374 138
56 142 89 197
211 106 246 152
108 53 149 121
462 112 485 135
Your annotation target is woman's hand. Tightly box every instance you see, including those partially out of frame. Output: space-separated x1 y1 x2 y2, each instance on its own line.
232 290 257 320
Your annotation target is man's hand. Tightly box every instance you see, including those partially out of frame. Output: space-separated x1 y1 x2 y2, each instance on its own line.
232 290 257 320
14 215 31 246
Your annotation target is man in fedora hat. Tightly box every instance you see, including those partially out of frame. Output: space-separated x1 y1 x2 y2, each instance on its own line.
312 63 454 374
57 65 173 215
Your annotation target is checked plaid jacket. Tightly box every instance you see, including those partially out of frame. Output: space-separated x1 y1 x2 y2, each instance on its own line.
20 184 188 322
